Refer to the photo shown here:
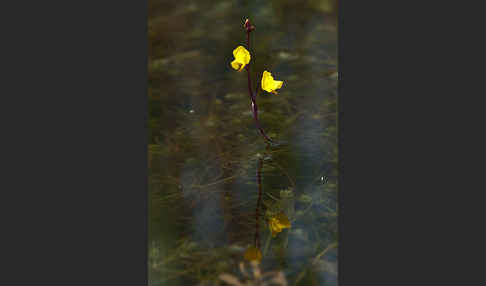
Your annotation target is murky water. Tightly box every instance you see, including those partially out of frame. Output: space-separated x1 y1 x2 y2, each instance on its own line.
149 1 338 285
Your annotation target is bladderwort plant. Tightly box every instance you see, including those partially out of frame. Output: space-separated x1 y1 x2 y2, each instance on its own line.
230 19 284 145
231 18 291 264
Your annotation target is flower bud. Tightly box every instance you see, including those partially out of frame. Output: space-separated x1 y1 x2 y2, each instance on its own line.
244 18 255 32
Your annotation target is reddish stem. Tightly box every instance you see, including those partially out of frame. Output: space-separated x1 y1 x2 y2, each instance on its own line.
244 20 273 144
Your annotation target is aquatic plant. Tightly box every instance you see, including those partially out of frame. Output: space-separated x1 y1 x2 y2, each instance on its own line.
230 19 284 144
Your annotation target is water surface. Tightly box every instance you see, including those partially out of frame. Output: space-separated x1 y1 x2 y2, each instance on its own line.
149 1 338 285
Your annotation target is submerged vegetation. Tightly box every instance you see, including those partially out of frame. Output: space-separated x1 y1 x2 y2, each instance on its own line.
149 0 338 285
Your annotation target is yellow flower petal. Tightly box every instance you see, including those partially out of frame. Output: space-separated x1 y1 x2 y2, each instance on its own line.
231 60 243 71
261 70 284 94
244 246 262 262
230 46 251 72
272 80 283 90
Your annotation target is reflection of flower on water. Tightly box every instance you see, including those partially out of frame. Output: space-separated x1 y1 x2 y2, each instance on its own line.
219 261 288 286
268 212 291 237
243 246 262 263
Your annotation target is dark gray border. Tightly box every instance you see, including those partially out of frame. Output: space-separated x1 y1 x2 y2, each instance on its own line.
338 0 343 283
2 1 147 285
338 0 466 285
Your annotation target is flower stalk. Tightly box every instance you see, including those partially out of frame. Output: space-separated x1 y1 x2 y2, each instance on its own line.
243 19 274 144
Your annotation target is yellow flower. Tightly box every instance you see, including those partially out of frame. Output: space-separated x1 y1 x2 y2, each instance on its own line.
243 246 262 262
268 213 291 237
261 70 284 94
231 46 251 72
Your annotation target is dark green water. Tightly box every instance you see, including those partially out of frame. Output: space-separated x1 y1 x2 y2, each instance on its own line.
149 1 338 285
